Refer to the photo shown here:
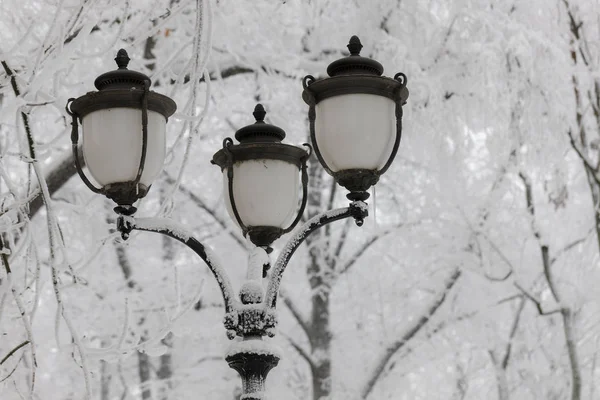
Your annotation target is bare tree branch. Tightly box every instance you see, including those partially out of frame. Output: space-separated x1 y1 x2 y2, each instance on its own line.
163 173 245 248
280 331 315 370
279 287 311 338
550 230 592 265
0 341 30 366
501 297 526 369
361 268 461 399
513 282 561 317
519 169 582 400
338 222 412 276
567 130 600 185
488 350 509 400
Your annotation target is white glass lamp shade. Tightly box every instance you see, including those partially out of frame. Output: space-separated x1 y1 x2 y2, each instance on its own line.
223 159 300 228
81 108 166 187
315 93 396 172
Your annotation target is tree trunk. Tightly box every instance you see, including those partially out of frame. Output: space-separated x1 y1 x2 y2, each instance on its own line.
309 293 332 400
138 344 152 400
488 351 509 400
100 359 111 400
156 186 175 400
304 151 333 400
156 334 173 400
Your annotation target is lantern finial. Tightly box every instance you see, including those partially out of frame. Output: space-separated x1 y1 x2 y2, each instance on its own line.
348 36 363 56
325 35 383 76
232 104 285 142
115 49 130 69
253 104 267 122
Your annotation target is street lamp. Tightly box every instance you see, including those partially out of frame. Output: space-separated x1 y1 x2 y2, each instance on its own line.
302 35 408 202
66 49 177 216
67 36 408 399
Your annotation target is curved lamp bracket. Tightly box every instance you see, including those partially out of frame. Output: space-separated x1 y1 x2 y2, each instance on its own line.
126 216 238 314
263 200 368 310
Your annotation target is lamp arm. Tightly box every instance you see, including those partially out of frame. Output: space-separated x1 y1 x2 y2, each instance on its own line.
264 201 368 309
125 217 239 314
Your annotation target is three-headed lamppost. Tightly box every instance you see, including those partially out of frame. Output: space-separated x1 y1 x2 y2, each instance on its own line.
66 36 408 399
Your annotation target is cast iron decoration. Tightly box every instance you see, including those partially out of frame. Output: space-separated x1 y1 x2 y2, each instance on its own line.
302 35 409 201
67 37 408 399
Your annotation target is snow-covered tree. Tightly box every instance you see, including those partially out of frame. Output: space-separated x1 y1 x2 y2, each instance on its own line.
1 1 599 399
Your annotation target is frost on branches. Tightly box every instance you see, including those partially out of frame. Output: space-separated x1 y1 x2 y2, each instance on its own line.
1 1 599 400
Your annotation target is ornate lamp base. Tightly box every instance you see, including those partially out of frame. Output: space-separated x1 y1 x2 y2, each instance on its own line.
226 351 280 399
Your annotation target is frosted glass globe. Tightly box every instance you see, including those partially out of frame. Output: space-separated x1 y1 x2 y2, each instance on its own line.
82 108 166 187
223 159 300 228
315 93 395 171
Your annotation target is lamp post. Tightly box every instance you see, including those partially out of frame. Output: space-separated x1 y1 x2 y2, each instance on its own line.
67 36 408 399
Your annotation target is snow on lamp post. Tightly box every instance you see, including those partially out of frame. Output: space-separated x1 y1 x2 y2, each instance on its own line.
68 39 408 399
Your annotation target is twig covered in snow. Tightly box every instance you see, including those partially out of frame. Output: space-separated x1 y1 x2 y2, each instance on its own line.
360 268 461 399
519 168 581 400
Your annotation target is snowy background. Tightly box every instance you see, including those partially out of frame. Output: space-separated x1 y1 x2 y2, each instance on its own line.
1 0 600 399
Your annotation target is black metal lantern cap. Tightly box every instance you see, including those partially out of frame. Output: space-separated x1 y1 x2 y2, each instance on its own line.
212 104 311 248
212 104 309 168
326 35 384 77
94 49 152 90
303 35 408 104
70 49 176 120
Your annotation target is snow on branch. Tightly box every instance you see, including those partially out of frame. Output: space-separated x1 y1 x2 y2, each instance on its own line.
336 220 418 277
279 331 314 369
163 172 245 248
360 268 461 399
279 287 311 338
